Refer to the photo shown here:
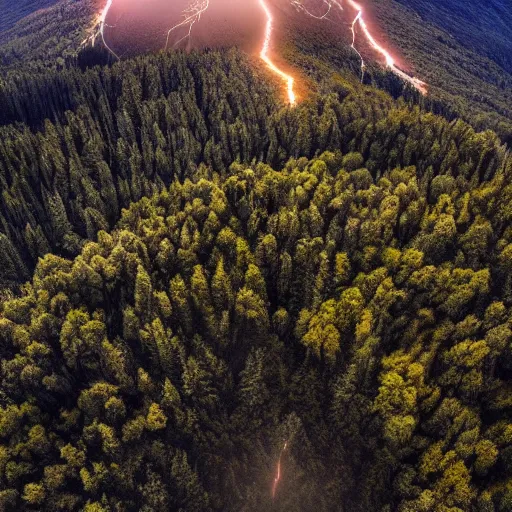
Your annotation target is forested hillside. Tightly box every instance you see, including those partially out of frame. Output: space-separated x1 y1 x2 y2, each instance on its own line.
1 147 512 510
368 0 512 144
3 0 512 146
394 0 512 74
0 0 59 33
1 1 512 511
0 0 95 75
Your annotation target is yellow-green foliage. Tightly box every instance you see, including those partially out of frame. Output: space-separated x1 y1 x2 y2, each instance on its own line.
1 145 512 511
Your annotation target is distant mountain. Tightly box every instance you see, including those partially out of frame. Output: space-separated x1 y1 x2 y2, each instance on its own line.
2 0 512 143
368 0 512 143
395 0 512 74
0 0 95 75
0 0 59 33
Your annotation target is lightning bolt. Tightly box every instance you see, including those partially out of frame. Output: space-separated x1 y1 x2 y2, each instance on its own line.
272 440 289 500
346 0 427 93
259 0 297 105
165 0 211 50
83 0 425 100
350 9 365 81
81 0 119 60
291 0 426 94
166 0 297 105
291 0 334 20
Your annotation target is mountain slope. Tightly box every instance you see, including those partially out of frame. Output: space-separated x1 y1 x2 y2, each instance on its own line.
368 0 512 143
3 0 512 145
395 0 512 74
0 0 59 33
0 0 95 75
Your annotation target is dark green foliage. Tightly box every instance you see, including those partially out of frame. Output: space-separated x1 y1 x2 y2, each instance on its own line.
0 0 60 33
0 46 506 289
0 0 95 75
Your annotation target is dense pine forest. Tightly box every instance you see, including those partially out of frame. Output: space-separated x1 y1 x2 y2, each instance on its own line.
0 49 503 289
1 0 512 511
395 0 512 74
367 0 512 144
0 0 59 33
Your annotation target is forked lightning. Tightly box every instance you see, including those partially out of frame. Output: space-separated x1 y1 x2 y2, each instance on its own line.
165 0 210 50
81 0 119 59
86 1 426 108
293 0 427 93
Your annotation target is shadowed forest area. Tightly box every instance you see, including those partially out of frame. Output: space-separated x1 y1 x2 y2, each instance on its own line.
0 0 59 33
395 0 512 74
370 0 512 144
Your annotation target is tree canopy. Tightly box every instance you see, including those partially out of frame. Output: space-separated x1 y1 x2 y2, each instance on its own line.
1 151 512 510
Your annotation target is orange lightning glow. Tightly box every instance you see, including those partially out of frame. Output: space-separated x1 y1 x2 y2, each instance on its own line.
82 0 119 59
293 0 426 94
272 440 288 500
346 0 427 93
165 0 211 50
258 0 297 105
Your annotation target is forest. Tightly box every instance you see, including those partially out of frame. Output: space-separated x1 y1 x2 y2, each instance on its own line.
0 0 94 75
0 0 59 33
1 145 512 510
368 0 512 144
394 0 512 74
0 48 504 289
0 1 512 511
